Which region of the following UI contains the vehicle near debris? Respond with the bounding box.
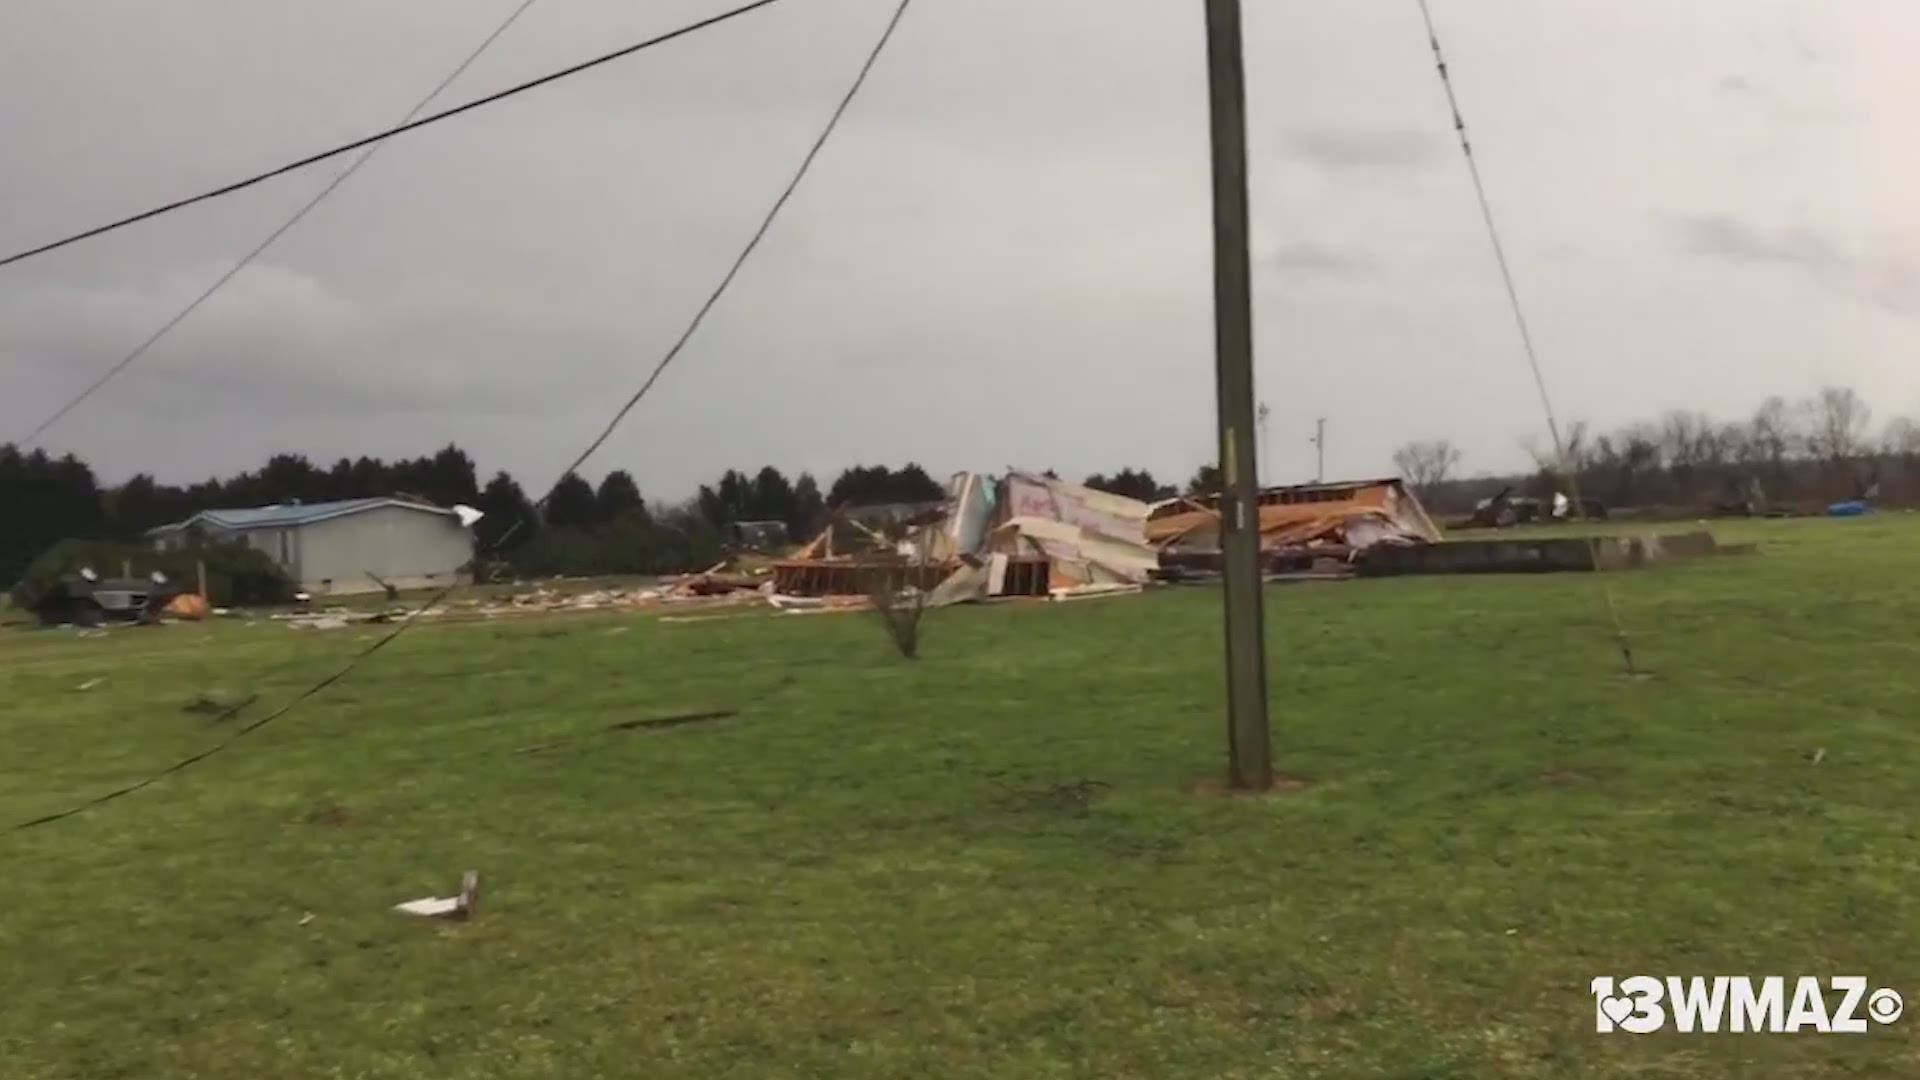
[29,568,185,628]
[1470,488,1606,528]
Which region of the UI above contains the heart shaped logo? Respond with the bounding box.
[1601,996,1635,1026]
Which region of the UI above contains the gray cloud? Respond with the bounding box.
[1665,213,1917,315]
[2,0,1917,494]
[1286,128,1439,171]
[1266,241,1373,277]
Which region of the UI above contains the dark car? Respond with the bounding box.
[31,572,182,628]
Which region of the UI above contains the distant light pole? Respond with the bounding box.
[1310,417,1327,483]
[1204,0,1272,791]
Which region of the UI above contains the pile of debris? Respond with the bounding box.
[766,472,1440,606]
[767,471,1163,608]
[1147,478,1442,581]
[440,567,773,619]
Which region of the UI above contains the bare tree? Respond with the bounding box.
[864,563,931,660]
[1392,439,1462,496]
[1882,416,1920,461]
[1659,411,1715,501]
[1592,423,1663,505]
[1520,421,1595,476]
[1723,420,1763,470]
[1748,396,1800,485]
[1802,386,1872,465]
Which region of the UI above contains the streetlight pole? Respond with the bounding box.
[1204,0,1272,790]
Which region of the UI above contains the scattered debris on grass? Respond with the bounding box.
[182,693,257,719]
[285,614,351,631]
[1049,583,1143,603]
[298,912,316,927]
[163,593,210,621]
[607,709,737,733]
[1811,748,1827,766]
[659,613,758,625]
[75,677,105,692]
[395,871,479,920]
[512,708,740,756]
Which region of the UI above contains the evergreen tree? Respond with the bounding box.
[1085,468,1176,502]
[596,470,647,525]
[543,472,599,530]
[476,471,538,551]
[789,472,827,538]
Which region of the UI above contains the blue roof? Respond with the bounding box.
[149,497,455,534]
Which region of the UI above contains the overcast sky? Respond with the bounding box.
[3,0,1915,497]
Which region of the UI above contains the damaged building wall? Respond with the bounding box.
[988,516,1160,589]
[773,470,1161,601]
[1148,478,1442,555]
[1000,473,1151,545]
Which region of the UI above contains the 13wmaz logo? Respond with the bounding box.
[1592,976,1902,1034]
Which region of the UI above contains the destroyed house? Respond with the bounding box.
[148,497,476,596]
[773,472,1158,600]
[1148,478,1442,558]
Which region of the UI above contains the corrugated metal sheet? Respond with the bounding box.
[1000,473,1150,544]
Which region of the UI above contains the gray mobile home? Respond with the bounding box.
[149,497,476,595]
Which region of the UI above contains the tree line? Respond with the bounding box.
[0,443,977,586]
[1,440,1248,588]
[20,383,1892,589]
[1394,386,1920,513]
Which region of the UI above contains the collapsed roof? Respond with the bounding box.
[774,472,1442,601]
[1147,478,1441,554]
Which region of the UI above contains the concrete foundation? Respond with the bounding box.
[1359,531,1733,577]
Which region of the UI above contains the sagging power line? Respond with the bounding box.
[0,0,788,272]
[1412,0,1637,674]
[12,0,548,448]
[11,0,918,831]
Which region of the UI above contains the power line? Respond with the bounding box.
[555,0,914,483]
[1413,0,1637,674]
[13,0,547,448]
[11,0,916,831]
[0,0,787,272]
[1412,0,1567,460]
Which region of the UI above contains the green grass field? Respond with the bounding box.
[3,517,1916,1078]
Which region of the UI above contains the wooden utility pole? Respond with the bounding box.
[1204,0,1272,790]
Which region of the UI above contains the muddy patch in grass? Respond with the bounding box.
[305,805,355,828]
[182,693,256,719]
